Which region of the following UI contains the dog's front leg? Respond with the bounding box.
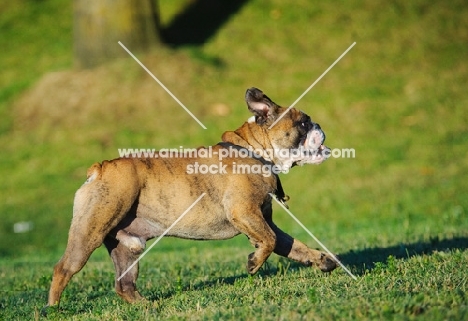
[229,207,277,274]
[268,220,337,272]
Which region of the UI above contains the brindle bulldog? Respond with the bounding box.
[46,87,337,308]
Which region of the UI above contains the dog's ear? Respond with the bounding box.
[245,87,279,125]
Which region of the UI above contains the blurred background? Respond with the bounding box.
[0,0,467,263]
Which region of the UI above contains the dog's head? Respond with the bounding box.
[244,87,330,171]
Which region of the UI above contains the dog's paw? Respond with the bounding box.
[41,304,60,317]
[117,289,147,304]
[40,305,49,317]
[317,252,338,272]
[247,252,260,274]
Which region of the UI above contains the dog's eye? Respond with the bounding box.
[296,120,310,133]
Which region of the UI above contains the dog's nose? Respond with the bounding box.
[312,123,321,131]
[311,123,325,144]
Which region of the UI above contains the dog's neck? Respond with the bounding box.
[221,123,276,164]
[216,140,290,208]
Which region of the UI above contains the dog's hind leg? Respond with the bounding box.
[47,209,109,306]
[47,168,139,307]
[103,235,145,303]
[48,226,103,307]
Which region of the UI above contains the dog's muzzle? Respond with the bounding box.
[296,124,330,165]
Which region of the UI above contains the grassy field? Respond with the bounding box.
[1,0,468,320]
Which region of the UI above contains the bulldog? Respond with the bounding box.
[47,87,337,308]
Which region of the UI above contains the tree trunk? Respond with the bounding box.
[74,0,160,69]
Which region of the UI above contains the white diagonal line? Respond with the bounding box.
[117,193,206,281]
[268,42,356,130]
[118,41,207,129]
[270,193,357,280]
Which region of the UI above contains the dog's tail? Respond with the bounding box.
[73,163,103,218]
[85,162,102,183]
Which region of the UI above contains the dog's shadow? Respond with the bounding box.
[337,235,468,275]
[146,235,468,300]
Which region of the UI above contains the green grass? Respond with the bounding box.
[1,0,468,319]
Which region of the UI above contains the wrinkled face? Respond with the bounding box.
[245,87,330,171]
[289,109,329,166]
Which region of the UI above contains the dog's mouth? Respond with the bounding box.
[295,130,330,166]
[295,144,330,166]
[317,144,329,156]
